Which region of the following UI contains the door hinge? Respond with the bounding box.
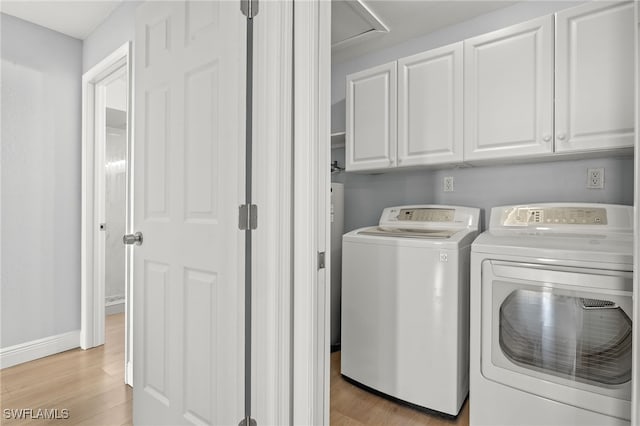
[238,417,257,426]
[239,204,258,230]
[240,0,259,18]
[318,251,326,270]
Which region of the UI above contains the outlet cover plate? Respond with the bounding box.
[587,167,604,189]
[443,176,454,192]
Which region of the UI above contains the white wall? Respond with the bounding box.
[1,13,83,348]
[331,0,634,232]
[82,1,139,73]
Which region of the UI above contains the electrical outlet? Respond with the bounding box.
[443,176,454,192]
[587,168,604,189]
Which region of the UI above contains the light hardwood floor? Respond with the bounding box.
[1,315,469,426]
[0,313,132,425]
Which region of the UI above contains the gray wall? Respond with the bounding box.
[0,0,138,348]
[1,14,83,348]
[331,0,634,233]
[332,151,634,232]
[82,1,139,73]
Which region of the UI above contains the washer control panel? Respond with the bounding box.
[396,208,455,222]
[503,207,608,226]
[378,205,480,229]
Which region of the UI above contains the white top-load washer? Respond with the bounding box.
[341,205,480,417]
[470,203,633,426]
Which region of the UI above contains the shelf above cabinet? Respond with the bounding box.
[331,131,346,149]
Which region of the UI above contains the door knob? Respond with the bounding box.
[542,134,551,142]
[123,232,143,245]
[557,133,566,141]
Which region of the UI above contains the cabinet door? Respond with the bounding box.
[398,42,463,167]
[555,1,634,153]
[346,62,397,171]
[464,16,554,161]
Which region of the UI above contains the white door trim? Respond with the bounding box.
[251,0,294,423]
[80,42,133,386]
[292,0,331,424]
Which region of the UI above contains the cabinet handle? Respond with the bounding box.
[542,134,551,142]
[397,158,402,165]
[557,133,566,141]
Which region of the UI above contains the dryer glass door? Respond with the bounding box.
[480,260,633,419]
[499,289,632,386]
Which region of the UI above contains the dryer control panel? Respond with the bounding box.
[502,206,608,226]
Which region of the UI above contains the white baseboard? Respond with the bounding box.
[0,330,80,369]
[126,361,133,386]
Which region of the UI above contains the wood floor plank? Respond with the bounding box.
[50,383,132,425]
[331,411,368,426]
[73,400,132,426]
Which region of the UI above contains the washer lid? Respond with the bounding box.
[357,227,457,239]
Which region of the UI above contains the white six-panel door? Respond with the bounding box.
[555,1,635,153]
[346,62,397,171]
[133,2,245,424]
[398,42,463,167]
[464,15,554,161]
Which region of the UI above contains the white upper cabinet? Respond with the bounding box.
[344,2,634,172]
[464,16,554,161]
[555,1,634,153]
[346,62,397,171]
[398,42,463,167]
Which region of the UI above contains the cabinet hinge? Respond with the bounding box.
[318,252,326,270]
[240,0,259,18]
[238,417,257,426]
[239,204,258,230]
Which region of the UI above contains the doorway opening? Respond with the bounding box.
[81,42,133,386]
[104,70,127,318]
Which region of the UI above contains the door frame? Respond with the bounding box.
[80,42,133,385]
[250,0,294,423]
[291,0,331,424]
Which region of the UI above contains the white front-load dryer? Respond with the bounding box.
[470,203,634,426]
[341,205,480,417]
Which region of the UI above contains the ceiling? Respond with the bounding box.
[1,0,518,60]
[332,0,520,64]
[0,0,122,40]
